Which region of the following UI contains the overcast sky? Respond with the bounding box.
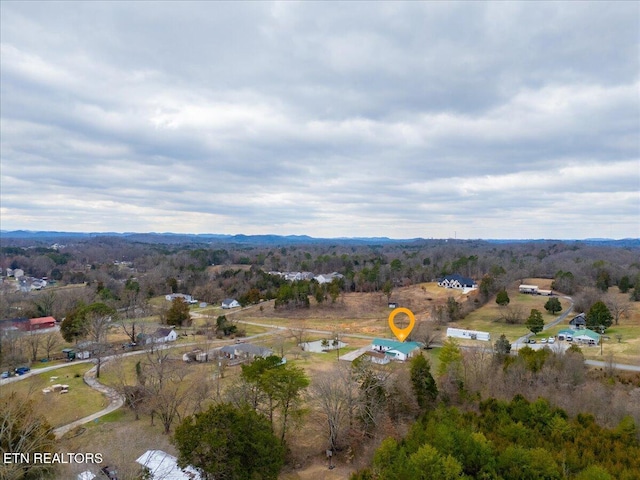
[1,2,638,239]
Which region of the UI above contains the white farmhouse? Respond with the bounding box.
[221,298,240,309]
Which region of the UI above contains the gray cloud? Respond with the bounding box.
[1,1,638,239]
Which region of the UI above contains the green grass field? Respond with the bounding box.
[1,363,106,428]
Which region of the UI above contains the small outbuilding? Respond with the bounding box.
[569,313,587,329]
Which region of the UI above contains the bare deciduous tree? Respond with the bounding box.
[310,366,359,451]
[411,320,439,348]
[605,295,630,326]
[141,350,193,434]
[41,331,61,360]
[23,331,42,363]
[499,305,525,324]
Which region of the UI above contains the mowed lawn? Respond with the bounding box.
[0,363,106,428]
[454,291,572,342]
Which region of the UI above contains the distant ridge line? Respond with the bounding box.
[0,230,638,248]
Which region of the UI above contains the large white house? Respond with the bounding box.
[438,274,476,291]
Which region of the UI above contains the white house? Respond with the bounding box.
[136,450,201,480]
[438,274,476,291]
[153,328,177,343]
[314,272,345,284]
[221,298,240,309]
[166,293,196,304]
[446,327,491,342]
[371,339,421,362]
[139,328,178,345]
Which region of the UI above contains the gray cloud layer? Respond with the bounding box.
[1,2,638,238]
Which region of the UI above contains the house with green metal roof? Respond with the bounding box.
[371,338,421,361]
[573,329,600,346]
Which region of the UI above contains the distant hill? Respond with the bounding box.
[0,230,638,248]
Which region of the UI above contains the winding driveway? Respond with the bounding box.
[53,360,123,439]
[514,295,575,345]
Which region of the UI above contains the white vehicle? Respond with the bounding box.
[548,337,555,344]
[540,338,547,344]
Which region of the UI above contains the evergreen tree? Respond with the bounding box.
[618,275,631,294]
[494,334,512,362]
[410,353,438,410]
[496,289,510,306]
[525,309,544,334]
[544,297,562,315]
[166,297,191,327]
[586,301,613,329]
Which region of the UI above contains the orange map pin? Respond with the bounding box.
[388,307,416,342]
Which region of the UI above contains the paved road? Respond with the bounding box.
[585,359,640,372]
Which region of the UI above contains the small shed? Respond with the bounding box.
[62,348,76,360]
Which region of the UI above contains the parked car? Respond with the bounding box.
[15,367,31,375]
[540,338,547,343]
[548,337,555,344]
[1,371,10,379]
[529,339,536,344]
